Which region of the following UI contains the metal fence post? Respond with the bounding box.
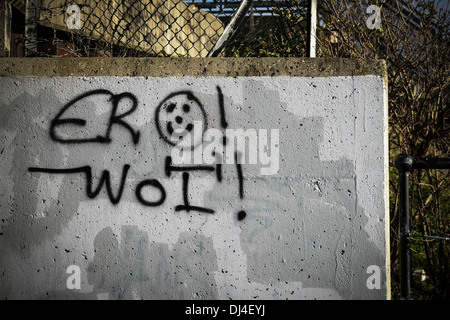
[307,0,317,58]
[395,154,413,300]
[395,154,450,299]
[0,1,12,57]
[207,0,253,57]
[25,0,38,57]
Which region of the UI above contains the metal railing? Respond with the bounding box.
[395,154,450,300]
[3,0,312,58]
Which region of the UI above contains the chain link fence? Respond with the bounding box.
[6,0,309,58]
[2,0,449,300]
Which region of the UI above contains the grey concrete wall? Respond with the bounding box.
[0,58,389,300]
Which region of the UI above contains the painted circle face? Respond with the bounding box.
[155,91,207,149]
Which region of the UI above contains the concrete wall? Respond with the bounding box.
[0,58,389,300]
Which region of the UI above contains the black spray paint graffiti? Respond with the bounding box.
[50,89,141,144]
[28,86,247,220]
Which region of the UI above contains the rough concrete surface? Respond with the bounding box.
[0,57,387,78]
[0,58,389,300]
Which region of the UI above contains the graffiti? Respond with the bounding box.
[135,179,166,207]
[0,74,389,300]
[235,152,244,199]
[28,86,251,219]
[28,165,130,205]
[155,90,207,148]
[87,226,219,299]
[216,86,229,129]
[50,89,140,144]
[169,124,280,175]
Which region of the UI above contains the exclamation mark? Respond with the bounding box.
[217,86,247,221]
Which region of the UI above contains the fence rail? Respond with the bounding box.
[395,154,450,300]
[2,0,310,58]
[4,0,448,300]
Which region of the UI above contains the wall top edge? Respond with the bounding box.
[0,57,387,78]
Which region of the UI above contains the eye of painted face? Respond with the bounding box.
[155,91,207,148]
